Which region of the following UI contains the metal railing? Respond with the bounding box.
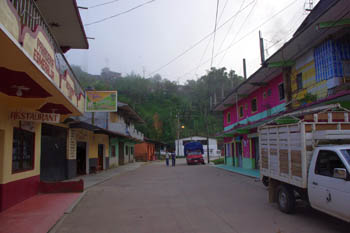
[8,0,84,97]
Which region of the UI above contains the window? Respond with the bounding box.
[278,83,285,100]
[251,98,257,113]
[245,103,248,110]
[131,147,134,155]
[239,106,244,118]
[296,73,303,90]
[263,92,267,99]
[315,150,346,178]
[126,146,129,155]
[226,112,231,123]
[12,128,35,173]
[267,89,272,97]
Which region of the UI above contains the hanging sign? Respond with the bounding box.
[10,111,60,123]
[85,91,118,112]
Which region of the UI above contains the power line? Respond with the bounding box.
[216,0,246,60]
[89,0,121,9]
[217,0,257,66]
[174,0,299,81]
[147,0,256,77]
[85,0,156,26]
[210,0,221,67]
[195,0,230,75]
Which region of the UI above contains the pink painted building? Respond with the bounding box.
[215,72,286,169]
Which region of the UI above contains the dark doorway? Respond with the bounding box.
[40,124,67,181]
[236,142,242,168]
[98,144,104,170]
[252,138,260,169]
[77,142,87,175]
[231,143,235,166]
[119,142,125,165]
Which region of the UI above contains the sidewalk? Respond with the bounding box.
[214,164,260,178]
[70,162,145,189]
[0,162,144,233]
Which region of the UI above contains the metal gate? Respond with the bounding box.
[40,124,67,181]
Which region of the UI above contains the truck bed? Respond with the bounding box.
[259,111,350,188]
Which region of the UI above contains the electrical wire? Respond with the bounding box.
[174,0,299,81]
[195,0,230,75]
[147,0,256,77]
[216,0,246,61]
[89,0,121,9]
[217,0,257,66]
[210,0,221,68]
[85,0,156,26]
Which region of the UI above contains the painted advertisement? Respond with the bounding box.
[85,91,118,112]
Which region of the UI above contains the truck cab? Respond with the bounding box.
[308,146,350,222]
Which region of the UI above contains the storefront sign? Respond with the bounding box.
[10,111,60,123]
[85,91,118,112]
[68,129,77,159]
[33,38,54,79]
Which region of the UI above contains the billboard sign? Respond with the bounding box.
[85,91,118,112]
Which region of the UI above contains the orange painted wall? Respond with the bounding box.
[134,142,155,161]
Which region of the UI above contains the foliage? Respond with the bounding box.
[73,66,244,147]
[212,157,225,165]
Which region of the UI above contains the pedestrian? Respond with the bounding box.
[171,152,176,167]
[165,152,169,167]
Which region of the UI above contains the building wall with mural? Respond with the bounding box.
[291,38,350,109]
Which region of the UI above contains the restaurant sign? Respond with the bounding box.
[86,91,118,112]
[10,111,60,123]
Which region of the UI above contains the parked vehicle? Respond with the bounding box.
[259,107,350,222]
[184,142,205,165]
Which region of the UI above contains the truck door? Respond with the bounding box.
[308,150,350,221]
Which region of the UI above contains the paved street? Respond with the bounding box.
[53,159,349,233]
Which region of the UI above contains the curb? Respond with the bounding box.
[48,191,87,233]
[212,164,260,179]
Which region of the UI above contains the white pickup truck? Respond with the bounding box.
[259,107,350,222]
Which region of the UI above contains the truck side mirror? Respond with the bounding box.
[333,168,347,180]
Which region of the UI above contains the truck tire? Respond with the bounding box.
[276,185,296,214]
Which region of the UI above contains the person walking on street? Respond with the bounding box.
[165,152,169,167]
[171,152,176,167]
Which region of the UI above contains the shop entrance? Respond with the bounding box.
[252,138,260,169]
[119,142,125,165]
[98,144,104,170]
[77,142,87,175]
[236,141,242,168]
[40,124,67,181]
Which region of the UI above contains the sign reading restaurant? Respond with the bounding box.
[10,111,60,123]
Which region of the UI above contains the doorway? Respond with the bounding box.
[98,144,104,171]
[119,142,125,165]
[252,138,260,169]
[77,142,87,175]
[236,141,242,168]
[40,124,67,181]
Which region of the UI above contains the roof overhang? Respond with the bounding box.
[118,102,145,124]
[214,0,350,112]
[35,0,89,51]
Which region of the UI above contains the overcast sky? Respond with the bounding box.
[66,0,319,83]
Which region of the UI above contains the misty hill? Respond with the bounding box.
[73,66,244,147]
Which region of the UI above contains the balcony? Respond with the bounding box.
[0,0,86,114]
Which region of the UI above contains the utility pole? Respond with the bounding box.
[177,113,180,157]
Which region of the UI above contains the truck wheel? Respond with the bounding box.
[262,176,269,187]
[276,185,295,214]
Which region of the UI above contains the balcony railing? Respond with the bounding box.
[8,0,84,97]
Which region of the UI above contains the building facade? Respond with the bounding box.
[0,0,88,211]
[214,0,350,171]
